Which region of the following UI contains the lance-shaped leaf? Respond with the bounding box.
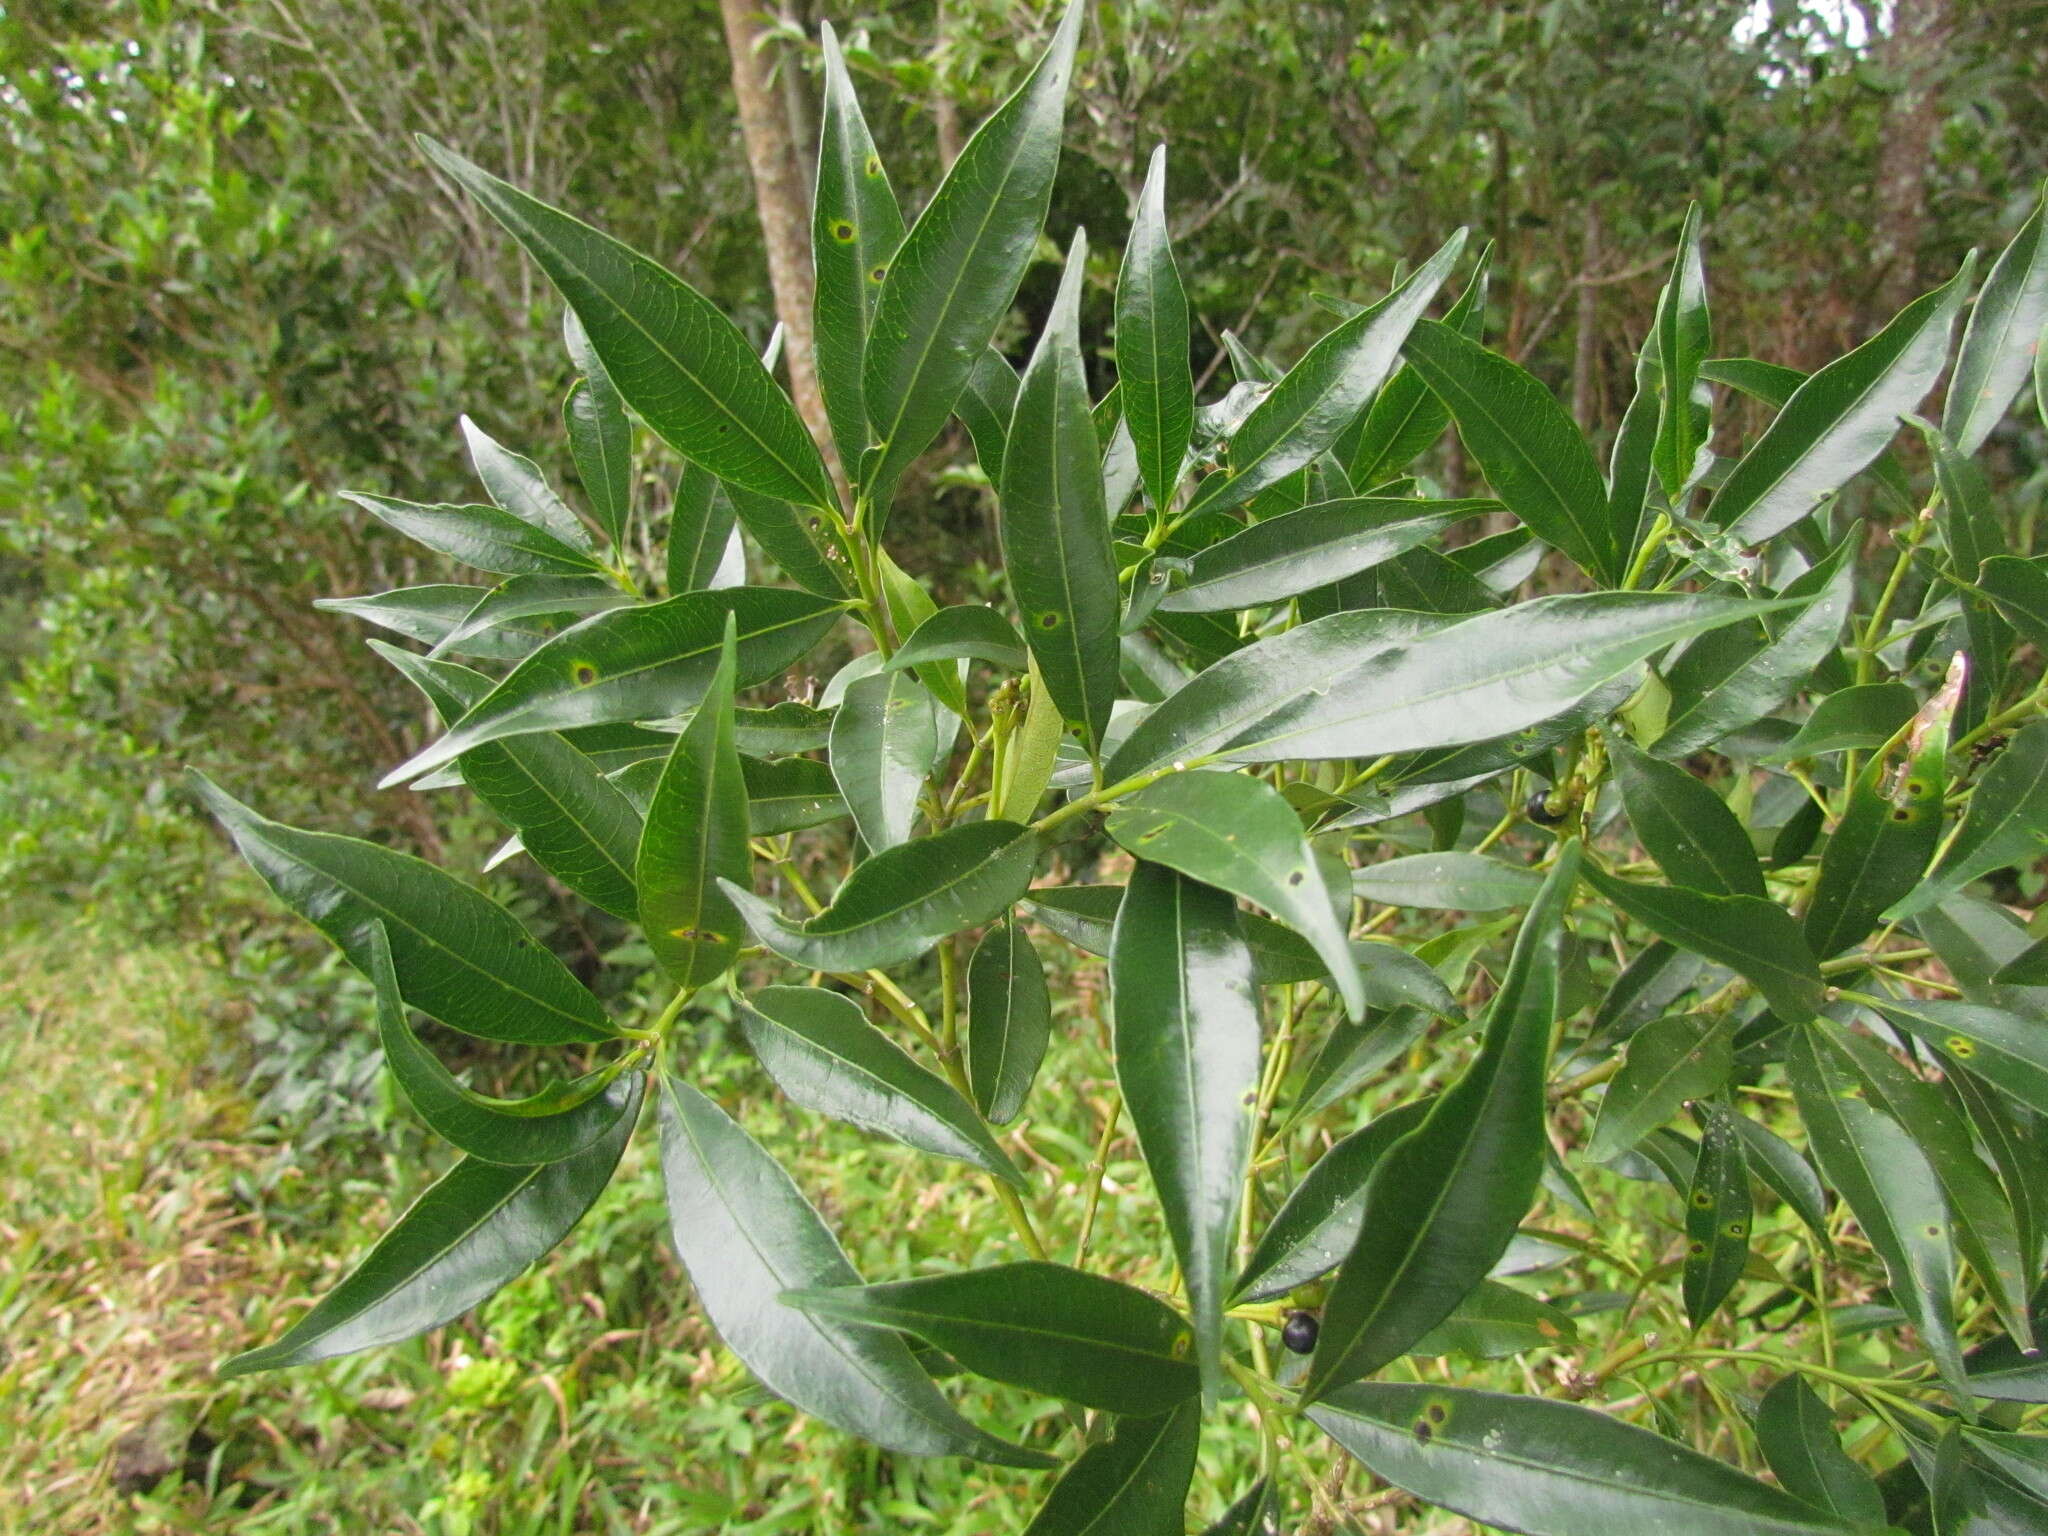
[430,574,629,660]
[830,668,939,851]
[1000,228,1121,747]
[1107,591,1775,778]
[1652,204,1712,503]
[1805,693,1950,958]
[1977,554,2048,652]
[957,346,1020,484]
[812,22,905,471]
[1892,720,2048,921]
[1708,258,1973,544]
[1304,845,1579,1399]
[665,464,736,595]
[967,918,1051,1125]
[1610,738,1764,898]
[1868,998,2048,1118]
[722,819,1039,973]
[1110,862,1261,1395]
[722,478,854,600]
[1407,1279,1579,1359]
[1106,770,1366,1021]
[418,137,837,513]
[992,656,1064,822]
[381,587,843,785]
[1233,1099,1434,1303]
[739,985,1019,1185]
[221,1071,640,1374]
[1755,1376,1887,1527]
[1401,318,1621,583]
[319,584,547,660]
[373,643,643,918]
[1584,867,1823,1024]
[888,604,1029,675]
[1021,1401,1201,1536]
[1770,683,1918,760]
[1341,248,1491,491]
[563,312,633,546]
[368,925,633,1165]
[784,1261,1197,1416]
[1784,1026,1971,1404]
[191,772,611,1045]
[1159,498,1493,614]
[1609,339,1664,562]
[1202,1479,1280,1536]
[1586,1012,1738,1163]
[861,0,1081,507]
[1310,1382,1875,1536]
[1682,1102,1752,1327]
[638,613,749,988]
[655,1071,1048,1466]
[742,755,847,834]
[461,413,595,554]
[1945,182,2048,455]
[344,491,601,577]
[1117,145,1194,514]
[1189,232,1467,518]
[1350,851,1544,911]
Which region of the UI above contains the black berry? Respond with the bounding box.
[1525,791,1567,826]
[1281,1310,1319,1354]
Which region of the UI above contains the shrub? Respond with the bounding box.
[197,3,2048,1528]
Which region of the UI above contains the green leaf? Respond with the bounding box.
[638,612,749,989]
[1304,845,1578,1399]
[1108,591,1776,778]
[1770,683,1918,760]
[967,918,1051,1126]
[1682,1101,1752,1327]
[1945,183,2048,455]
[1116,145,1194,514]
[889,604,1029,674]
[1201,1479,1279,1536]
[1976,555,2048,652]
[221,1072,639,1374]
[1586,1013,1738,1163]
[1892,721,2048,921]
[1189,233,1467,518]
[874,550,967,719]
[722,819,1039,972]
[1000,229,1121,748]
[1110,862,1262,1395]
[664,464,736,595]
[784,1261,1197,1416]
[1159,498,1493,614]
[1406,1278,1580,1360]
[1584,867,1823,1024]
[344,491,601,577]
[861,0,1081,508]
[738,985,1021,1187]
[382,588,844,785]
[367,924,632,1165]
[1021,1401,1201,1536]
[1653,535,1857,757]
[1994,935,2048,987]
[1755,1377,1887,1527]
[1867,998,2048,1118]
[812,22,906,472]
[1608,339,1663,563]
[956,347,1020,484]
[191,772,611,1045]
[317,584,547,660]
[417,136,837,513]
[992,656,1065,823]
[1806,730,1948,958]
[1106,770,1366,1022]
[830,669,940,851]
[372,643,643,919]
[1709,258,1974,544]
[562,313,633,546]
[461,413,596,554]
[430,574,630,660]
[1341,248,1491,491]
[1310,1382,1874,1536]
[654,1071,1047,1466]
[1400,318,1621,583]
[742,755,848,834]
[1350,851,1544,911]
[1611,738,1765,898]
[1784,1026,1971,1404]
[721,478,854,599]
[1652,204,1712,503]
[1233,1099,1434,1304]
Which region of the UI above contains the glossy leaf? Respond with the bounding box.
[343,491,600,577]
[221,1072,639,1374]
[1159,498,1492,614]
[1342,249,1491,491]
[1770,683,1918,760]
[967,919,1051,1125]
[1755,1376,1887,1527]
[1682,1102,1752,1327]
[1610,738,1765,898]
[381,587,843,785]
[1304,845,1578,1399]
[418,137,837,512]
[1586,1012,1738,1163]
[888,604,1029,674]
[318,584,552,660]
[1868,998,2048,1118]
[992,656,1063,823]
[742,755,847,834]
[461,413,594,554]
[1350,851,1543,911]
[1106,770,1366,1021]
[1993,935,2048,987]
[1311,1382,1874,1536]
[785,1261,1197,1416]
[722,478,854,599]
[861,0,1081,507]
[655,1072,1046,1466]
[1406,1278,1580,1359]
[1117,145,1194,514]
[1976,555,2048,652]
[1892,720,2048,920]
[956,346,1020,484]
[562,313,632,546]
[830,669,939,851]
[1110,862,1261,1394]
[1709,258,1972,544]
[192,772,611,1045]
[665,464,737,595]
[430,574,629,659]
[1805,733,1947,958]
[1021,1401,1201,1536]
[1000,228,1121,748]
[722,819,1040,973]
[1583,867,1824,1023]
[1201,1479,1279,1536]
[738,985,1021,1187]
[1945,183,2048,455]
[1651,204,1712,503]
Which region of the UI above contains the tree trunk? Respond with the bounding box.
[1870,0,1951,317]
[717,0,841,490]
